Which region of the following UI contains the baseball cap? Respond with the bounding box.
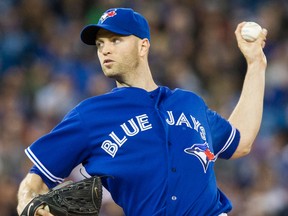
[80,8,150,45]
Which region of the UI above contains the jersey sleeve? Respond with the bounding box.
[25,107,90,187]
[206,108,240,159]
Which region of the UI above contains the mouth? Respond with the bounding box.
[103,59,114,65]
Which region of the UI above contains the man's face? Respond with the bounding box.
[95,29,141,80]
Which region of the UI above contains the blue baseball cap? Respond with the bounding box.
[80,8,150,45]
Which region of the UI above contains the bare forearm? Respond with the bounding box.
[229,61,266,157]
[17,173,49,215]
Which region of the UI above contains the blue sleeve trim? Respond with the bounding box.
[25,147,64,184]
[217,126,240,159]
[29,166,59,189]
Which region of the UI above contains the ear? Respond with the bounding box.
[139,39,150,57]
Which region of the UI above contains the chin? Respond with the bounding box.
[103,70,120,79]
[102,67,114,76]
[102,66,124,80]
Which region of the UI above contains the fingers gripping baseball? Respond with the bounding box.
[235,22,268,65]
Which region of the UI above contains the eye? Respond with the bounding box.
[112,38,121,44]
[96,41,103,49]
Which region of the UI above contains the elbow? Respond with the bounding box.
[232,127,259,158]
[241,136,255,155]
[240,143,253,156]
[232,139,254,159]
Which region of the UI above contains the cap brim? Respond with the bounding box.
[80,24,132,45]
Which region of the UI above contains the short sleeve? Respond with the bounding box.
[25,108,90,186]
[206,109,240,159]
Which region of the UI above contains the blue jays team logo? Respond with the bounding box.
[184,142,216,173]
[100,9,117,23]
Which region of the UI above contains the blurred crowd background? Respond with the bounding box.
[0,0,288,215]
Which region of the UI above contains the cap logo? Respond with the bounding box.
[99,9,117,24]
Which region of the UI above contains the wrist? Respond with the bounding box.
[247,58,267,71]
[246,51,267,66]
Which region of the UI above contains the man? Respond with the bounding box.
[17,8,267,216]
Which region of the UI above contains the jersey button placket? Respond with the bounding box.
[168,140,178,209]
[170,168,177,202]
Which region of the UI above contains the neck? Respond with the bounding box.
[115,64,158,91]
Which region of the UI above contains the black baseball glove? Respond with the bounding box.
[20,176,102,216]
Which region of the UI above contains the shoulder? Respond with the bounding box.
[167,87,207,105]
[76,89,123,109]
[173,88,202,97]
[78,87,149,105]
[73,87,153,115]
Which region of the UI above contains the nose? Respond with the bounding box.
[100,42,112,55]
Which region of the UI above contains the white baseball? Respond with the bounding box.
[241,22,262,42]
